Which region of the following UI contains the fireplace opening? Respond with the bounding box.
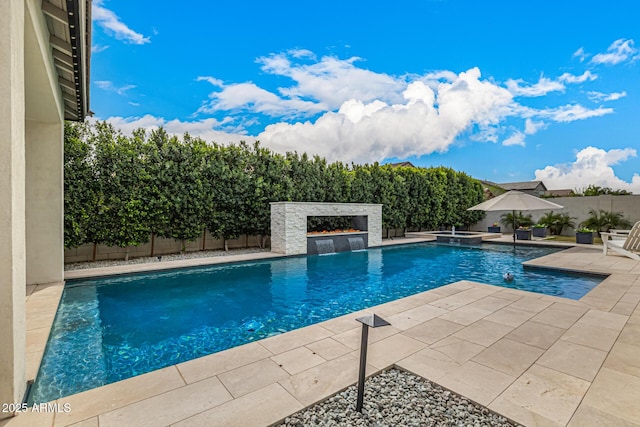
[306,215,369,254]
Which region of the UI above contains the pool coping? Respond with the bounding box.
[62,237,432,280]
[61,235,583,281]
[6,236,640,426]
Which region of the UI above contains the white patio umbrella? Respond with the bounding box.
[467,190,564,247]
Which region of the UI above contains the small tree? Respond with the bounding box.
[91,122,151,260]
[63,121,98,250]
[324,161,350,203]
[397,167,433,231]
[203,143,249,251]
[456,173,485,228]
[242,142,289,247]
[150,131,208,252]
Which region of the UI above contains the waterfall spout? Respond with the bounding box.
[315,239,336,255]
[348,237,366,251]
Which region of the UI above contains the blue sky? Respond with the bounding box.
[90,0,640,192]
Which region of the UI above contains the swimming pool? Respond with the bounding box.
[30,243,602,403]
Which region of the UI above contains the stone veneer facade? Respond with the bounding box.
[270,202,383,255]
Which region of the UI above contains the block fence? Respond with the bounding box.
[472,194,640,234]
[64,233,266,263]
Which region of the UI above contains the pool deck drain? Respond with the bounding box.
[4,236,640,426]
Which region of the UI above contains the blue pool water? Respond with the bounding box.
[31,243,603,403]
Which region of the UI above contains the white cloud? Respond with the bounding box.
[198,49,406,118]
[524,119,546,135]
[93,1,150,45]
[196,52,409,119]
[421,70,458,84]
[95,80,136,96]
[288,48,316,59]
[190,50,617,163]
[185,50,621,164]
[604,91,627,101]
[197,81,326,118]
[196,76,224,88]
[573,47,588,62]
[502,132,526,147]
[96,48,618,167]
[257,53,407,109]
[587,91,627,102]
[505,71,597,98]
[535,146,640,193]
[533,104,613,123]
[591,38,637,65]
[93,115,254,145]
[506,76,564,97]
[558,71,597,84]
[257,68,515,163]
[91,44,109,53]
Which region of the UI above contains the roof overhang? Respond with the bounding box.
[42,0,91,121]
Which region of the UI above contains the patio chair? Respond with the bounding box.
[600,221,640,261]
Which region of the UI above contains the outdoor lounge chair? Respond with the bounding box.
[601,221,640,261]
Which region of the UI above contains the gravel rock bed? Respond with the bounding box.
[64,247,270,271]
[277,369,521,427]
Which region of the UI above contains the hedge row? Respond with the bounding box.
[64,121,485,258]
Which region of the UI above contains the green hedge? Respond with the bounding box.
[64,121,485,257]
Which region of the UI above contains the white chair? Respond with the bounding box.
[601,221,640,261]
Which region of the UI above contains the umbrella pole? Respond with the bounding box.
[512,209,516,249]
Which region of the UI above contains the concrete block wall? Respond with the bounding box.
[471,195,640,235]
[270,202,383,255]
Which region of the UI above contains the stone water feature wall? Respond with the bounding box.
[270,202,383,255]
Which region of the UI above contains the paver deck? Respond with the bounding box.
[3,237,640,426]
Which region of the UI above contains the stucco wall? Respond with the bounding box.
[1,0,87,410]
[26,121,64,283]
[270,202,383,255]
[471,195,640,234]
[1,0,26,414]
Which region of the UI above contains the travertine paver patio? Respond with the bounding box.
[3,238,640,427]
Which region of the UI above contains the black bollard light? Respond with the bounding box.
[355,313,390,413]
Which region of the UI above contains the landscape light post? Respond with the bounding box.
[355,313,390,413]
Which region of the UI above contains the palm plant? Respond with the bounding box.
[554,213,577,235]
[499,211,533,231]
[579,209,608,236]
[580,209,632,236]
[603,211,632,231]
[538,211,576,235]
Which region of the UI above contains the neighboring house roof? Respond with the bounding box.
[498,181,548,192]
[387,161,416,168]
[42,0,92,121]
[479,179,500,187]
[545,189,574,197]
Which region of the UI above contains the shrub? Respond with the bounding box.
[576,227,595,233]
